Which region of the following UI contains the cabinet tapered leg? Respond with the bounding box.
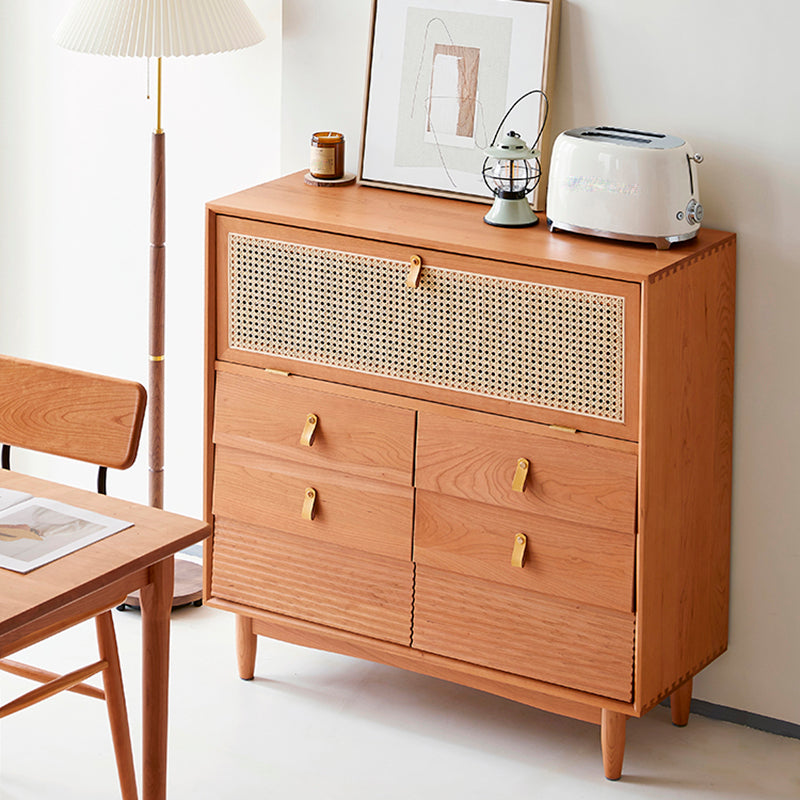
[601,708,627,780]
[670,678,693,726]
[236,615,257,680]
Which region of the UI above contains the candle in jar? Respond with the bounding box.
[310,132,345,179]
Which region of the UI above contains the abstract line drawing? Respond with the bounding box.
[411,16,454,119]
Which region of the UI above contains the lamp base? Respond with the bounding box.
[117,557,203,611]
[484,197,539,227]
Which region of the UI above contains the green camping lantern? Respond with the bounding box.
[482,130,540,228]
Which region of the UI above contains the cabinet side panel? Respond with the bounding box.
[635,238,736,711]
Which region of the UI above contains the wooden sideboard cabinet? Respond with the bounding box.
[203,172,735,779]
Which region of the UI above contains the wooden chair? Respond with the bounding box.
[0,355,146,800]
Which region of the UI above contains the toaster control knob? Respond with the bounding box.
[686,199,704,225]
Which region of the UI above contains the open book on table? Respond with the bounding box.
[0,488,132,573]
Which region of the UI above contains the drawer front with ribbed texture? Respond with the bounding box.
[211,519,413,644]
[413,490,635,612]
[214,366,415,485]
[413,566,635,701]
[416,411,638,533]
[213,446,414,561]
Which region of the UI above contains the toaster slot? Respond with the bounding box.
[580,131,653,144]
[595,126,666,139]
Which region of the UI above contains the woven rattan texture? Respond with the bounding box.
[227,234,626,422]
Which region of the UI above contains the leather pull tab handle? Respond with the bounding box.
[511,533,527,568]
[300,413,318,447]
[512,458,529,493]
[406,255,423,288]
[302,487,317,520]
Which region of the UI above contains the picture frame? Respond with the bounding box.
[358,0,561,210]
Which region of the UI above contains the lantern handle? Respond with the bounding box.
[488,88,549,150]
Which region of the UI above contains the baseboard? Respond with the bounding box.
[662,699,800,740]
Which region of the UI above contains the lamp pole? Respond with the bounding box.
[149,57,166,508]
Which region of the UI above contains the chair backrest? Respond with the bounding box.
[0,355,146,470]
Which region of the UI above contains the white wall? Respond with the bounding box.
[280,0,800,724]
[281,0,373,176]
[0,0,282,510]
[2,0,798,726]
[548,0,800,726]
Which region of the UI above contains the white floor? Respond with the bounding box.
[1,604,798,799]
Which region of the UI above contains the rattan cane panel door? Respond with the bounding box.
[216,218,640,439]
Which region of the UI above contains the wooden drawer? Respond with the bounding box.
[416,412,637,533]
[213,446,414,560]
[211,519,413,644]
[414,490,635,612]
[214,366,415,485]
[413,566,635,701]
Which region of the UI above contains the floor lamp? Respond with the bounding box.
[54,0,265,513]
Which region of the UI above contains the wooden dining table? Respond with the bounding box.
[0,470,211,800]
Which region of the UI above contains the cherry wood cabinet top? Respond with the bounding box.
[207,171,735,283]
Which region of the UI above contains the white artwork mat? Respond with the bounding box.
[0,488,33,512]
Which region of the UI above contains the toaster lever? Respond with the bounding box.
[686,152,704,195]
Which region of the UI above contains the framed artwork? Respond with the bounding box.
[358,0,561,210]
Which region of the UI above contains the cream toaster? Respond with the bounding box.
[546,126,704,249]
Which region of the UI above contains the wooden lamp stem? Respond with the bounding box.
[149,57,165,509]
[142,59,202,612]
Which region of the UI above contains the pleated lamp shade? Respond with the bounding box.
[54,0,265,57]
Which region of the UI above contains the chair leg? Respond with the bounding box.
[95,611,138,800]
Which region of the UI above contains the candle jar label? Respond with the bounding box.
[310,146,336,178]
